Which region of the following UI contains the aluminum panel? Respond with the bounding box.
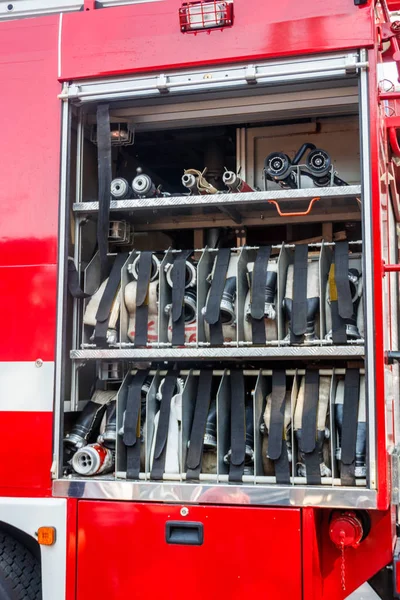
[54,479,377,509]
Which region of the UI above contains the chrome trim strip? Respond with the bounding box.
[53,479,377,509]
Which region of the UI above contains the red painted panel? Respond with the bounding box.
[368,50,390,510]
[77,501,302,600]
[320,509,395,599]
[60,0,374,81]
[66,499,78,600]
[0,265,56,362]
[0,16,60,266]
[0,412,52,497]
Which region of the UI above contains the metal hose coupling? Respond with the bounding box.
[111,177,132,200]
[71,443,114,476]
[220,277,237,325]
[165,258,197,289]
[128,253,161,282]
[132,168,161,198]
[222,170,254,193]
[97,401,117,448]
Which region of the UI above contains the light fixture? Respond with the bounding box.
[91,122,135,146]
[179,1,233,33]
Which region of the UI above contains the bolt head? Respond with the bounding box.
[180,507,189,517]
[35,359,43,368]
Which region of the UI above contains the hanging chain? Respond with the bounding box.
[339,531,346,591]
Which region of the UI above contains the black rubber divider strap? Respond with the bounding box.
[204,248,230,345]
[267,370,290,484]
[335,241,353,319]
[67,258,90,299]
[151,372,178,480]
[329,263,347,345]
[341,369,360,486]
[300,370,321,485]
[171,250,192,346]
[186,371,213,480]
[96,104,112,282]
[251,246,271,344]
[134,252,153,347]
[229,370,246,482]
[124,370,150,480]
[291,244,309,342]
[93,252,128,346]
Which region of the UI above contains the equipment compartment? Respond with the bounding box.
[57,53,375,506]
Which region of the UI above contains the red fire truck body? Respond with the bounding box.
[0,1,399,599]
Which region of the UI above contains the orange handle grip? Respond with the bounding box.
[268,197,320,217]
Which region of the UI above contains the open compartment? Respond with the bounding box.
[57,52,376,507]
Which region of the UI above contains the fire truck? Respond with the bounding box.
[3,0,400,598]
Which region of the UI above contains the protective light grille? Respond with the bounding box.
[179,1,233,32]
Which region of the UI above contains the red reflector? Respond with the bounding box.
[179,1,233,33]
[395,560,400,594]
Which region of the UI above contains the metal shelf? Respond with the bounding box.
[73,185,362,214]
[70,345,365,361]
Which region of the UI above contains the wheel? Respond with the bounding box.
[0,531,41,599]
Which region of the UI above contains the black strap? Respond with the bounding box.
[186,371,213,480]
[96,104,112,281]
[300,370,321,485]
[267,370,291,484]
[124,370,150,480]
[171,250,192,346]
[151,372,178,480]
[204,248,230,345]
[335,241,353,319]
[67,258,90,299]
[331,300,347,344]
[267,370,286,461]
[275,439,291,484]
[341,369,360,486]
[251,246,271,344]
[134,252,153,346]
[291,244,308,338]
[93,253,128,346]
[229,370,246,482]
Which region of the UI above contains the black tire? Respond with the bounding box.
[0,532,41,599]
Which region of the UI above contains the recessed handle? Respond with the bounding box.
[165,521,204,546]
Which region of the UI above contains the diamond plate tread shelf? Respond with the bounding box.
[73,185,362,214]
[70,345,365,360]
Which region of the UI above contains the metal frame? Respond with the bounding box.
[55,49,376,503]
[359,48,377,490]
[59,52,365,103]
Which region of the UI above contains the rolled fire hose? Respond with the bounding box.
[124,281,159,345]
[261,390,292,477]
[244,260,278,342]
[149,377,185,475]
[166,288,197,344]
[83,278,121,345]
[294,374,331,482]
[64,389,116,449]
[335,375,366,479]
[203,253,238,343]
[97,400,117,448]
[325,267,363,342]
[283,257,320,343]
[224,394,255,475]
